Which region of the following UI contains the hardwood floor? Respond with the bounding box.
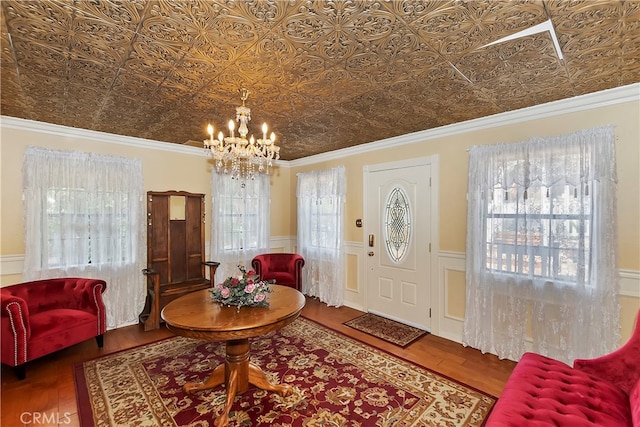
[1,297,516,427]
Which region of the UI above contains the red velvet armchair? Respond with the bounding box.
[251,253,305,291]
[573,310,640,396]
[1,278,107,379]
[486,309,640,426]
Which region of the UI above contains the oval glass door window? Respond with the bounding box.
[384,186,412,263]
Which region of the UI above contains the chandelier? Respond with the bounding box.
[204,88,280,180]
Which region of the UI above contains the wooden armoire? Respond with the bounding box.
[139,191,218,331]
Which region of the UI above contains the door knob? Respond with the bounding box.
[368,251,374,256]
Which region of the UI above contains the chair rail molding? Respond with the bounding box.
[437,251,640,344]
[268,236,297,253]
[0,254,23,277]
[620,269,640,298]
[3,250,638,304]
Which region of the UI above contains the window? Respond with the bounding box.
[384,186,412,263]
[219,183,263,251]
[23,146,145,329]
[210,172,270,280]
[463,126,619,364]
[485,159,592,285]
[297,166,346,306]
[307,197,340,250]
[46,188,133,267]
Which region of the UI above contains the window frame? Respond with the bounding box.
[483,176,594,287]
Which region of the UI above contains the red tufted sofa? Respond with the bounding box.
[1,278,107,379]
[486,310,640,426]
[251,253,305,291]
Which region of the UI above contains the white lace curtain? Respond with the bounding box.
[463,126,619,364]
[210,171,270,282]
[297,166,346,307]
[22,146,145,329]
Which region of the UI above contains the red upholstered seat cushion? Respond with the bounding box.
[263,271,296,285]
[486,352,633,426]
[27,309,98,361]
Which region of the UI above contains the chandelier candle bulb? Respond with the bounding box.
[207,124,214,144]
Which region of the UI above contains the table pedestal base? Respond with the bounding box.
[182,338,292,427]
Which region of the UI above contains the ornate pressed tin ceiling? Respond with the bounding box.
[1,1,638,160]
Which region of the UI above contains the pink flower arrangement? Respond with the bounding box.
[210,265,272,308]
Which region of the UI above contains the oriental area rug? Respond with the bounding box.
[74,318,495,426]
[344,313,429,347]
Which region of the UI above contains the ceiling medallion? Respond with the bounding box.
[204,88,280,180]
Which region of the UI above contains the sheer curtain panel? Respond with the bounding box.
[462,126,619,364]
[210,171,270,282]
[22,146,145,329]
[297,166,346,306]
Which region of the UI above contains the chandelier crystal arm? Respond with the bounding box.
[204,89,280,180]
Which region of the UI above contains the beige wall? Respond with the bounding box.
[289,96,640,343]
[268,166,292,238]
[1,127,207,257]
[0,123,292,283]
[1,87,639,346]
[291,101,640,261]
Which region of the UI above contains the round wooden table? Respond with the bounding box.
[161,285,305,427]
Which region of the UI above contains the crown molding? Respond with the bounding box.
[0,116,291,168]
[0,116,209,155]
[2,83,637,168]
[290,82,640,167]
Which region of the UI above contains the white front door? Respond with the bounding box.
[365,161,432,330]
